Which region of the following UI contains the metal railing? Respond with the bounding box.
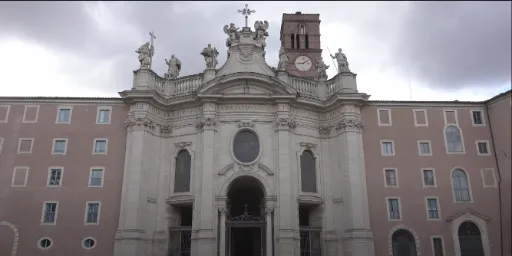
[169,227,192,256]
[299,226,321,256]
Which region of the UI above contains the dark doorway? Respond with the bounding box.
[458,221,485,256]
[226,176,266,256]
[392,229,417,256]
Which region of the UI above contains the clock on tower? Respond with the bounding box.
[279,11,322,79]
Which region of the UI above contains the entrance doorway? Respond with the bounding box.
[225,176,267,256]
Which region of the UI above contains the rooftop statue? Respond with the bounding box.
[201,44,219,69]
[223,23,240,47]
[135,42,154,70]
[164,54,181,79]
[330,48,351,73]
[315,57,330,81]
[277,46,289,71]
[253,20,269,48]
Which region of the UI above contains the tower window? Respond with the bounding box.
[296,34,300,49]
[300,24,305,34]
[305,34,309,49]
[291,34,295,49]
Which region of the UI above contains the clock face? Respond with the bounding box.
[294,56,312,71]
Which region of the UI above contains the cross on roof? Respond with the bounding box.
[238,4,255,27]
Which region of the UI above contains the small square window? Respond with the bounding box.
[471,110,485,126]
[89,168,104,187]
[17,138,34,154]
[384,168,398,187]
[422,169,437,188]
[413,109,428,127]
[96,107,111,124]
[0,105,10,123]
[47,168,63,187]
[381,140,395,156]
[41,202,59,225]
[387,198,401,221]
[85,202,101,225]
[52,139,68,155]
[22,105,40,123]
[418,141,432,156]
[476,141,490,156]
[56,107,72,124]
[93,139,108,154]
[11,167,29,187]
[426,198,440,220]
[377,109,392,126]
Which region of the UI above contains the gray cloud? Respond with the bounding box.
[0,1,509,96]
[392,1,511,90]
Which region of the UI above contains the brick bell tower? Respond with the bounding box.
[280,11,322,79]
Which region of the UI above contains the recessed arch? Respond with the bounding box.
[388,225,422,256]
[297,142,321,195]
[220,171,271,198]
[226,175,266,218]
[0,221,19,256]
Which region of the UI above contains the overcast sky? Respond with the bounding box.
[0,1,510,101]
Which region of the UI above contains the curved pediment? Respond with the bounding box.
[197,72,297,98]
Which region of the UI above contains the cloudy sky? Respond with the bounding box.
[0,1,510,101]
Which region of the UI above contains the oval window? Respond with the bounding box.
[38,237,53,250]
[82,237,97,249]
[233,130,260,163]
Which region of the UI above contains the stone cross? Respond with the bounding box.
[238,4,255,27]
[149,30,156,68]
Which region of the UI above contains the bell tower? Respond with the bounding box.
[280,11,322,79]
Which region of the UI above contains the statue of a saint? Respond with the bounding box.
[164,54,181,79]
[330,48,350,73]
[277,46,288,71]
[201,44,219,69]
[223,23,240,47]
[315,57,330,81]
[136,42,154,69]
[253,20,269,48]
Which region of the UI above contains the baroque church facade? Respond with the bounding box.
[0,10,510,256]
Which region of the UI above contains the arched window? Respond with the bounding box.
[392,229,417,256]
[291,34,295,49]
[174,149,191,192]
[300,150,316,193]
[458,221,485,256]
[445,125,463,152]
[452,169,471,202]
[299,24,305,34]
[296,34,301,49]
[305,34,309,49]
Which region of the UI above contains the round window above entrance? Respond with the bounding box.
[233,130,260,164]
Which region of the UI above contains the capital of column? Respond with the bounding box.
[335,115,364,134]
[275,117,297,131]
[265,207,274,215]
[196,116,218,131]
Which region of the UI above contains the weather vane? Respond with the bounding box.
[238,4,255,27]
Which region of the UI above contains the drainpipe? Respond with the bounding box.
[485,105,504,256]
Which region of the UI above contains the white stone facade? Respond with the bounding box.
[114,22,374,256]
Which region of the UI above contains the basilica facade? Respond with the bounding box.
[0,11,510,256]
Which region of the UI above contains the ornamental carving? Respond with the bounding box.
[299,142,317,149]
[237,163,255,172]
[335,117,364,133]
[174,141,192,148]
[237,120,255,128]
[276,117,297,131]
[318,125,332,137]
[125,114,156,130]
[196,117,217,130]
[159,124,172,135]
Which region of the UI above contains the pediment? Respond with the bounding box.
[446,208,491,222]
[197,72,297,98]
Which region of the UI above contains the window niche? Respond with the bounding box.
[173,142,193,193]
[298,142,319,194]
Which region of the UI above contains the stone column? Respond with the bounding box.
[335,105,375,256]
[191,102,218,256]
[265,208,273,256]
[275,102,300,256]
[219,207,227,256]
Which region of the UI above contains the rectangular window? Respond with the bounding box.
[387,198,401,220]
[52,138,68,155]
[471,110,485,126]
[443,110,458,125]
[476,140,490,156]
[93,139,108,154]
[426,198,440,220]
[17,138,34,154]
[432,237,445,256]
[381,140,395,156]
[384,168,398,187]
[85,202,101,225]
[0,105,10,123]
[96,106,111,124]
[11,166,29,187]
[41,202,58,224]
[47,167,63,187]
[89,168,104,187]
[418,140,432,156]
[56,106,73,124]
[413,109,428,126]
[481,168,497,188]
[22,105,40,123]
[422,169,437,187]
[377,109,392,126]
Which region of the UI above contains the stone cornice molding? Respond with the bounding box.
[275,117,297,131]
[335,115,364,134]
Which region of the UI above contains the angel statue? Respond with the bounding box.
[253,20,269,48]
[201,44,219,69]
[330,48,351,73]
[164,54,181,79]
[135,42,154,69]
[223,23,240,47]
[277,45,288,71]
[315,57,330,81]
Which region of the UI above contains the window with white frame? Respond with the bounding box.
[452,169,471,202]
[384,168,398,187]
[413,109,428,126]
[418,141,432,156]
[432,237,445,256]
[22,105,40,123]
[52,139,68,154]
[93,139,108,154]
[11,166,29,187]
[381,141,394,156]
[476,141,490,155]
[96,107,111,124]
[422,169,436,187]
[0,105,10,123]
[481,168,497,188]
[89,168,104,187]
[47,168,63,187]
[377,109,392,126]
[37,237,53,250]
[426,198,440,220]
[85,202,101,224]
[42,202,58,224]
[56,107,72,123]
[0,137,3,154]
[387,198,401,220]
[17,138,34,154]
[444,125,464,153]
[471,110,484,126]
[82,237,97,250]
